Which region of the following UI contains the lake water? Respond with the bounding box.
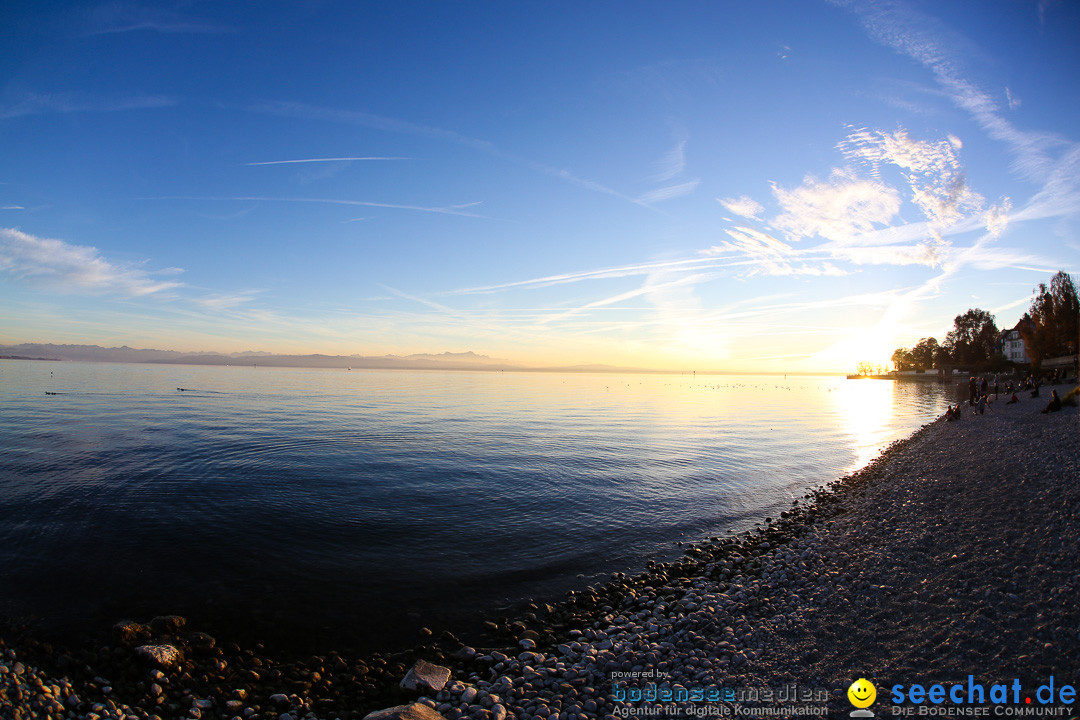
[0,360,958,654]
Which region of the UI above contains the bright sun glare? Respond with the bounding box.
[832,378,898,469]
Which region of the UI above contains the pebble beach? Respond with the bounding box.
[3,389,1078,720]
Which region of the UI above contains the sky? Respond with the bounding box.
[1,0,1078,373]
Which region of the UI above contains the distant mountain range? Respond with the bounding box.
[0,343,656,374]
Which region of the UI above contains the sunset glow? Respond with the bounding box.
[1,2,1078,372]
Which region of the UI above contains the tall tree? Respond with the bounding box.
[891,348,913,372]
[932,344,951,369]
[1021,271,1080,370]
[909,337,940,370]
[943,309,999,368]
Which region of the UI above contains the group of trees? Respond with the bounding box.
[889,271,1078,373]
[891,336,947,373]
[1018,271,1080,371]
[856,361,888,376]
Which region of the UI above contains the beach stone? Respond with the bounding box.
[113,620,152,646]
[401,659,451,693]
[150,615,186,634]
[363,703,448,720]
[135,645,183,670]
[189,632,216,651]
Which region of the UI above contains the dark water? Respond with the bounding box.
[0,360,957,654]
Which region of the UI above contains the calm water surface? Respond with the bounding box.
[0,360,957,653]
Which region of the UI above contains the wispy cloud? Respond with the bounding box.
[83,1,231,35]
[652,137,687,182]
[828,242,947,267]
[538,273,708,326]
[839,126,984,230]
[1005,87,1021,111]
[194,292,259,311]
[149,195,487,218]
[636,180,700,205]
[2,206,25,211]
[831,0,1074,184]
[722,227,796,258]
[0,227,183,296]
[1037,0,1062,25]
[253,100,497,153]
[0,92,175,119]
[711,121,1037,274]
[718,195,765,219]
[709,226,846,276]
[636,131,700,205]
[772,168,901,244]
[447,256,740,295]
[245,157,408,166]
[1012,144,1080,222]
[984,197,1012,237]
[250,100,649,209]
[380,284,461,316]
[826,0,1080,276]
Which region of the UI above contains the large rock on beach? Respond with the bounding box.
[364,703,447,720]
[149,614,186,634]
[135,644,183,669]
[189,631,216,651]
[112,619,151,646]
[400,659,451,693]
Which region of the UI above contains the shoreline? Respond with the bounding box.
[2,389,1077,719]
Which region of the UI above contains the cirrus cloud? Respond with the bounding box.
[0,227,182,297]
[838,127,984,229]
[772,169,902,244]
[718,195,765,219]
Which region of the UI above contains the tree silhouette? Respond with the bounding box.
[1019,271,1079,372]
[943,309,999,368]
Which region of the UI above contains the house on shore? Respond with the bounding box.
[998,322,1029,365]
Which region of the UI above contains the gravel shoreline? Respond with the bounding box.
[3,389,1078,719]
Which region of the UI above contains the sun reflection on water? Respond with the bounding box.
[831,378,901,471]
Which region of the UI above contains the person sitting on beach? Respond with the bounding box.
[945,404,961,421]
[1006,392,1019,405]
[1041,390,1062,414]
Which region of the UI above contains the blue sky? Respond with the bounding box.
[1,0,1078,372]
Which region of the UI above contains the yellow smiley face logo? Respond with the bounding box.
[848,678,876,708]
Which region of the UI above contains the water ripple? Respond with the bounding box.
[0,361,957,651]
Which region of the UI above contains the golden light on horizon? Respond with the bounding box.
[807,324,902,375]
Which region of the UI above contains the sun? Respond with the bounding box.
[808,327,899,374]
